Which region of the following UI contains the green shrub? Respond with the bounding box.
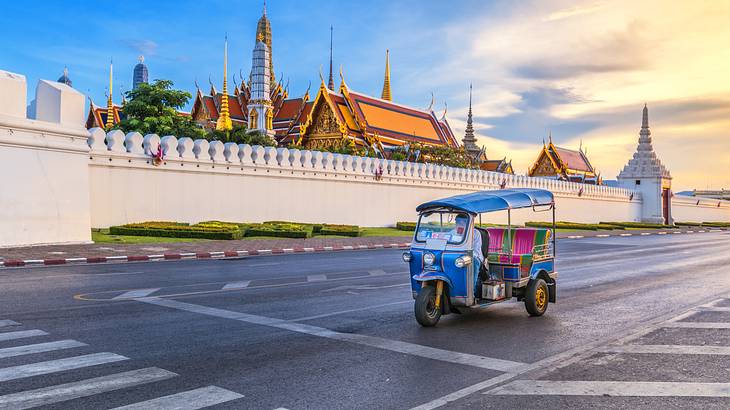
[600,222,670,229]
[596,223,625,230]
[702,222,730,227]
[675,221,702,227]
[526,221,601,230]
[263,221,323,233]
[246,222,313,238]
[396,222,417,231]
[109,225,241,240]
[319,224,361,237]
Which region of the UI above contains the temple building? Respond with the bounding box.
[528,135,600,184]
[86,61,124,130]
[461,85,513,174]
[133,56,148,89]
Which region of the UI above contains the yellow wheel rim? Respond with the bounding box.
[536,287,547,311]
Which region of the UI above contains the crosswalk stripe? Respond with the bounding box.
[0,340,87,359]
[307,274,327,282]
[697,306,730,312]
[222,281,251,290]
[111,385,243,409]
[488,380,730,397]
[599,344,730,355]
[0,330,47,342]
[113,288,161,300]
[0,367,177,410]
[0,321,19,329]
[663,321,730,329]
[0,352,127,382]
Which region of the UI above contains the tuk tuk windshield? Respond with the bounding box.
[415,212,470,245]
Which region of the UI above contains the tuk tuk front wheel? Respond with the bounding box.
[415,284,442,327]
[525,279,549,317]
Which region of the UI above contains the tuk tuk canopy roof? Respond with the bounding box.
[416,188,554,214]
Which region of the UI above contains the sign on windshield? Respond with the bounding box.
[415,212,469,245]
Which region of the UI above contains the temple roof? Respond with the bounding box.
[552,145,593,173]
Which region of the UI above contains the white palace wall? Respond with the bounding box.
[1,70,729,247]
[87,128,641,228]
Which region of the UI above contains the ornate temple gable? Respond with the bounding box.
[528,146,561,177]
[298,84,349,145]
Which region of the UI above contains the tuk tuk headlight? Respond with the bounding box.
[455,255,472,268]
[423,252,436,266]
[402,252,412,262]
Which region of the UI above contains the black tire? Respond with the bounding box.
[525,279,549,317]
[415,285,442,327]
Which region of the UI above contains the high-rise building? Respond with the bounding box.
[133,55,148,89]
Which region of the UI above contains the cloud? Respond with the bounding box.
[543,2,608,22]
[121,39,158,56]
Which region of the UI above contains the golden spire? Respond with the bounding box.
[381,49,392,101]
[216,36,233,131]
[105,59,114,130]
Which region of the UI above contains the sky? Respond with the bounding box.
[1,0,728,191]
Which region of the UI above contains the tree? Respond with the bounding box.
[207,125,277,146]
[114,80,206,140]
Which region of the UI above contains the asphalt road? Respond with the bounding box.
[1,231,730,409]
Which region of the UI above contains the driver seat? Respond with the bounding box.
[475,227,490,281]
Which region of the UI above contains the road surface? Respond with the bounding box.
[1,231,730,409]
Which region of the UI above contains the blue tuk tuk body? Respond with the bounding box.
[404,189,558,326]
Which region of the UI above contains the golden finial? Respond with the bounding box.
[257,32,264,42]
[381,49,392,101]
[105,59,114,130]
[216,36,233,131]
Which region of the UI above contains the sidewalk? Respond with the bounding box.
[1,227,726,268]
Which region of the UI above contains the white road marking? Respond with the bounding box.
[222,281,251,290]
[368,269,388,276]
[292,301,411,322]
[0,320,19,328]
[567,235,584,239]
[697,306,730,312]
[488,380,730,397]
[663,321,730,329]
[619,233,633,237]
[658,231,668,235]
[0,330,48,342]
[0,352,127,382]
[0,367,177,409]
[111,385,243,409]
[140,298,525,372]
[640,232,652,236]
[599,344,730,355]
[410,373,517,410]
[307,274,327,282]
[595,234,609,238]
[249,262,280,267]
[113,288,160,300]
[0,340,87,359]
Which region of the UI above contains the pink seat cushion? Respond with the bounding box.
[486,228,506,253]
[512,229,538,255]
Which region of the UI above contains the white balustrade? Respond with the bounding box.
[208,140,224,162]
[88,127,106,151]
[105,129,125,152]
[175,137,193,159]
[238,144,253,164]
[160,135,178,157]
[223,143,239,163]
[142,134,160,156]
[263,146,277,165]
[124,132,143,154]
[288,149,301,167]
[193,139,209,160]
[276,147,288,166]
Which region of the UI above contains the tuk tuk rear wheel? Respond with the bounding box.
[525,279,549,317]
[415,285,441,327]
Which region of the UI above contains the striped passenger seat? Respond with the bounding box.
[486,228,551,270]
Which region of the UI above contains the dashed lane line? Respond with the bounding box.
[598,344,730,355]
[139,297,526,373]
[488,380,730,397]
[0,352,128,382]
[222,281,251,290]
[112,288,160,300]
[0,320,19,328]
[368,269,388,276]
[111,385,243,410]
[306,274,327,282]
[0,330,48,342]
[0,367,177,410]
[0,340,87,359]
[662,322,730,329]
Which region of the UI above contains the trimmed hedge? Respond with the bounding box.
[600,221,670,229]
[396,222,417,231]
[246,222,313,238]
[109,224,242,240]
[526,221,602,230]
[263,221,324,233]
[702,222,730,227]
[675,221,702,227]
[319,224,361,237]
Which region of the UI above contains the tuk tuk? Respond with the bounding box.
[403,188,557,326]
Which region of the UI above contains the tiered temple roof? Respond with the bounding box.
[617,104,671,180]
[528,138,600,184]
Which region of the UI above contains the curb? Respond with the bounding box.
[1,228,727,269]
[0,242,412,269]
